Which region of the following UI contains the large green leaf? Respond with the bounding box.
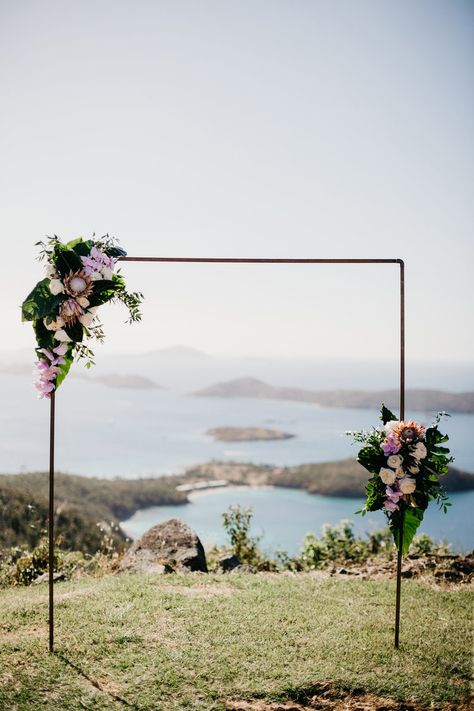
[33,318,56,351]
[106,245,127,258]
[380,403,397,424]
[55,353,74,389]
[22,279,62,322]
[66,238,94,256]
[88,280,116,307]
[54,247,83,277]
[389,506,424,554]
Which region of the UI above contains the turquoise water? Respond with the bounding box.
[122,486,474,554]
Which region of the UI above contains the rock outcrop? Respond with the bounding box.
[119,519,207,573]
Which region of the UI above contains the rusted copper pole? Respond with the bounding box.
[394,259,405,649]
[49,390,55,653]
[120,257,401,264]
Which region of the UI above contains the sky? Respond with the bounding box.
[0,0,473,364]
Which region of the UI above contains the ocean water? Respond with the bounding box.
[1,359,473,553]
[0,372,472,477]
[121,486,474,554]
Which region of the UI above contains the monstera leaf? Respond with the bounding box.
[389,506,424,555]
[22,279,62,322]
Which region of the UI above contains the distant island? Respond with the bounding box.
[83,374,162,390]
[194,377,474,414]
[206,426,295,442]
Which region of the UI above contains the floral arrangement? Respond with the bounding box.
[349,405,452,554]
[22,236,143,398]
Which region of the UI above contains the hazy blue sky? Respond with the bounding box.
[1,0,472,362]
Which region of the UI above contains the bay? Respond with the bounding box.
[122,487,474,555]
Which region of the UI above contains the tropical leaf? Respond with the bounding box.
[380,403,397,424]
[106,245,127,258]
[53,247,83,277]
[33,318,55,351]
[389,506,424,555]
[67,238,94,256]
[55,353,74,389]
[22,279,62,322]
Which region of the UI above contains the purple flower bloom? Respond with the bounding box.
[81,247,117,276]
[381,433,401,455]
[384,499,399,512]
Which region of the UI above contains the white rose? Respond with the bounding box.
[44,263,57,279]
[385,420,400,432]
[399,476,416,494]
[54,329,72,343]
[412,442,427,460]
[43,316,65,331]
[395,467,405,479]
[379,467,397,485]
[408,463,420,474]
[101,266,113,281]
[79,311,95,327]
[387,454,403,469]
[90,271,102,281]
[49,279,65,295]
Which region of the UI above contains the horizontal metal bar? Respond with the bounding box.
[119,257,402,264]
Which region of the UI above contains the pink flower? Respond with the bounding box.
[385,485,403,504]
[81,247,117,277]
[384,499,399,512]
[381,433,401,455]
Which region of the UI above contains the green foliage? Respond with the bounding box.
[13,537,58,585]
[380,403,397,424]
[389,507,424,555]
[222,505,262,567]
[21,279,62,322]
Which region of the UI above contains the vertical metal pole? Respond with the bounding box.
[394,259,405,649]
[49,390,55,653]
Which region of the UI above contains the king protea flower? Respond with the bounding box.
[63,270,94,299]
[393,420,425,445]
[59,298,84,324]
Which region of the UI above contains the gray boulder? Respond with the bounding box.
[217,554,241,572]
[119,518,207,573]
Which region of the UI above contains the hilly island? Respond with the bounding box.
[194,377,474,414]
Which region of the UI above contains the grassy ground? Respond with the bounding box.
[0,573,471,710]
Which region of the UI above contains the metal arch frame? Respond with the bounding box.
[48,256,405,653]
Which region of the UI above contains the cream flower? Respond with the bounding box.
[54,329,72,343]
[385,420,400,432]
[399,476,416,494]
[76,296,90,308]
[44,263,57,279]
[49,278,65,295]
[43,316,65,331]
[408,463,420,474]
[387,454,403,469]
[101,266,113,281]
[412,442,427,460]
[395,467,405,479]
[78,311,95,327]
[379,467,397,485]
[90,271,103,281]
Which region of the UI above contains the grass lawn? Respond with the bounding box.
[0,573,471,710]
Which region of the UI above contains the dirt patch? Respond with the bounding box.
[162,583,236,598]
[227,682,473,711]
[0,624,48,644]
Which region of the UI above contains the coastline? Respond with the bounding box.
[187,484,275,501]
